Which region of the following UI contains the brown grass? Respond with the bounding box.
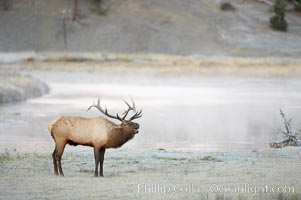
[6,52,301,77]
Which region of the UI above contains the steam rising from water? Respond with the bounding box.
[1,73,301,151]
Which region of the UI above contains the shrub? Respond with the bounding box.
[270,16,288,31]
[0,0,12,11]
[215,0,236,12]
[295,0,301,12]
[91,0,108,16]
[270,0,288,31]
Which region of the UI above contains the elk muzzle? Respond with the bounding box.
[134,123,140,134]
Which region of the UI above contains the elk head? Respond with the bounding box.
[87,98,142,138]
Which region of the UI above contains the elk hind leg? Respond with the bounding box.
[52,148,58,175]
[55,141,66,177]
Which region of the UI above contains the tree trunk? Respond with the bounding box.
[72,0,78,21]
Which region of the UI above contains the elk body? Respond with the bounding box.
[48,99,142,177]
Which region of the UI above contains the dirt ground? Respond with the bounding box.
[0,61,301,199]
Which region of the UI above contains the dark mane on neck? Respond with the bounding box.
[105,127,134,148]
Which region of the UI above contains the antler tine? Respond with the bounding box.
[130,97,136,111]
[123,100,130,113]
[123,98,136,111]
[130,109,143,121]
[137,109,143,117]
[87,99,122,121]
[87,99,96,111]
[121,99,136,120]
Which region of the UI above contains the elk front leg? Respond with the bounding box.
[94,147,100,177]
[99,149,106,177]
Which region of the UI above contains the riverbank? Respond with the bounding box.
[0,66,49,104]
[2,52,301,77]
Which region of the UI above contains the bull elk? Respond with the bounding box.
[48,99,142,177]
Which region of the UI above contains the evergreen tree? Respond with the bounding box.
[270,0,288,31]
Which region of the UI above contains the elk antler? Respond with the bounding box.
[87,99,122,121]
[130,109,143,121]
[121,98,136,120]
[87,98,142,121]
[123,98,143,121]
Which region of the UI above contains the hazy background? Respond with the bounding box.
[1,69,301,152]
[1,1,301,199]
[0,0,301,151]
[0,0,301,56]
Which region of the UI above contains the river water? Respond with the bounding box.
[1,70,301,152]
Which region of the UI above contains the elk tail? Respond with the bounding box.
[48,118,60,133]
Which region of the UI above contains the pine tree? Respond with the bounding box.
[270,0,288,31]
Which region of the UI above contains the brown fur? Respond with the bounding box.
[105,126,136,148]
[49,116,140,177]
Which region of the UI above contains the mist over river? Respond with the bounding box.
[1,70,301,152]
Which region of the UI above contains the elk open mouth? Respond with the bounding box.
[134,129,139,134]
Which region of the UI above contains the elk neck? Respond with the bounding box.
[105,125,134,148]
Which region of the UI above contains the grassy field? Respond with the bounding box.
[0,148,300,199]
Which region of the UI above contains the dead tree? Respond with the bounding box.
[270,109,301,148]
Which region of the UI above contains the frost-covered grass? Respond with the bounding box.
[199,156,222,162]
[0,148,300,200]
[0,148,45,163]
